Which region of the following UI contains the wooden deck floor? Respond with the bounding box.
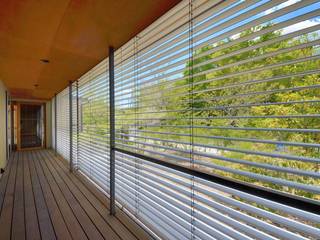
[0,149,151,240]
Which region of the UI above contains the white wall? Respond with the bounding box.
[0,80,7,170]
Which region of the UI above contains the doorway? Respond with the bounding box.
[12,103,46,150]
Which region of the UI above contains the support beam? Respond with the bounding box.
[109,46,116,215]
[69,82,73,172]
[11,102,14,153]
[5,91,8,161]
[76,80,79,171]
[54,94,57,156]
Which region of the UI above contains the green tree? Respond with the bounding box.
[136,23,320,199]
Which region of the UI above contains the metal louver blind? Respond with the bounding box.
[56,87,70,161]
[75,60,111,193]
[51,98,56,150]
[116,151,320,240]
[72,81,78,170]
[114,0,320,239]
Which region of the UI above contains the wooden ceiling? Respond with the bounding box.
[0,0,180,100]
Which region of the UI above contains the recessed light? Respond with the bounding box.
[40,59,50,63]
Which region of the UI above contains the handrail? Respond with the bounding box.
[114,147,320,215]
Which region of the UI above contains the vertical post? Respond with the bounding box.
[43,103,47,148]
[5,91,8,161]
[54,94,58,156]
[69,82,73,172]
[76,80,79,171]
[109,46,116,215]
[11,101,14,153]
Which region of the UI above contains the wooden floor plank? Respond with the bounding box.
[0,152,14,214]
[11,152,26,240]
[27,151,57,240]
[0,149,150,240]
[77,171,153,240]
[0,151,18,240]
[30,151,73,240]
[47,150,152,240]
[34,151,104,240]
[41,150,124,240]
[49,152,139,240]
[76,170,153,240]
[23,150,41,240]
[44,150,147,240]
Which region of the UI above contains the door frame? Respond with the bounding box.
[16,102,46,151]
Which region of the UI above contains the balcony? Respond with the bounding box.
[0,149,148,240]
[0,0,319,239]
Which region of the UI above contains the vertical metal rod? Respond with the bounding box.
[76,80,79,171]
[11,99,14,153]
[5,91,8,161]
[69,82,73,172]
[54,93,58,156]
[109,46,116,215]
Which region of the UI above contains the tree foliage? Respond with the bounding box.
[80,23,320,200]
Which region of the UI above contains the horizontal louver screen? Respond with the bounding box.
[75,60,110,193]
[115,0,320,199]
[51,99,56,150]
[72,81,78,171]
[56,87,70,161]
[52,0,320,239]
[114,0,320,238]
[116,151,320,240]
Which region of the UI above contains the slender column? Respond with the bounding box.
[109,46,116,215]
[5,91,8,161]
[54,94,57,156]
[69,82,73,172]
[11,101,14,153]
[76,80,79,170]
